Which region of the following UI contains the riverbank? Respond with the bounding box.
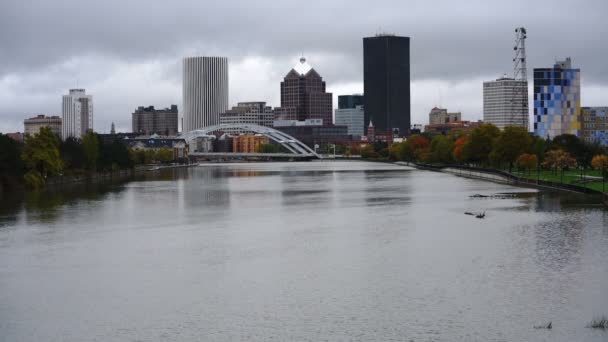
[400,161,608,206]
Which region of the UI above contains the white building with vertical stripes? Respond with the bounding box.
[182,57,229,132]
[62,89,93,140]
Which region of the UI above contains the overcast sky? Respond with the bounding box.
[1,0,607,133]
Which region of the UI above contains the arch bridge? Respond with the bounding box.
[181,123,319,159]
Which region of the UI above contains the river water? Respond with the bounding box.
[0,161,607,341]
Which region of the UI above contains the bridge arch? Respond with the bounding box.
[181,123,319,158]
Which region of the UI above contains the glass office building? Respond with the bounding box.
[533,58,580,139]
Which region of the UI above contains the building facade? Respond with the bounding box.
[219,102,274,134]
[335,105,364,137]
[132,105,178,136]
[482,76,528,130]
[125,137,188,160]
[424,120,483,135]
[338,94,364,110]
[273,57,333,125]
[182,56,229,132]
[533,58,581,139]
[232,134,269,153]
[428,107,462,125]
[581,107,608,146]
[24,115,62,137]
[62,89,93,140]
[363,34,410,136]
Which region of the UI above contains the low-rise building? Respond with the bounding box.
[132,105,178,136]
[6,132,24,143]
[581,107,608,146]
[24,115,62,137]
[424,121,483,135]
[232,134,268,153]
[124,137,188,160]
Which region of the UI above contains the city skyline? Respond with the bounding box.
[1,0,607,134]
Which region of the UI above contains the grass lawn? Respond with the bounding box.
[506,168,607,193]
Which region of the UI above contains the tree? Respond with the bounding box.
[0,134,24,190]
[406,135,430,161]
[60,137,86,170]
[361,144,379,159]
[591,155,608,179]
[155,148,174,163]
[463,123,500,166]
[21,127,63,178]
[550,134,598,167]
[82,132,100,171]
[258,143,281,153]
[515,153,538,175]
[490,126,532,171]
[452,135,469,163]
[429,135,454,164]
[542,149,577,182]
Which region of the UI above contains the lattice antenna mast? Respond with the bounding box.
[511,27,529,129]
[513,27,527,81]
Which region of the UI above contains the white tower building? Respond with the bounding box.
[182,57,229,132]
[62,88,93,140]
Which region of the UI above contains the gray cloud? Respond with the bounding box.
[1,0,607,132]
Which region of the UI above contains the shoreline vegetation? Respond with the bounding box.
[0,128,188,194]
[355,123,607,204]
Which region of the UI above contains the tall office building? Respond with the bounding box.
[24,114,62,137]
[273,57,333,125]
[338,94,364,110]
[581,107,608,146]
[363,34,410,136]
[132,105,178,136]
[483,76,529,130]
[182,56,229,132]
[62,89,93,140]
[533,58,580,138]
[219,101,274,134]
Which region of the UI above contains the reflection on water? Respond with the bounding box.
[0,161,607,342]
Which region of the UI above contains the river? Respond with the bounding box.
[0,160,607,341]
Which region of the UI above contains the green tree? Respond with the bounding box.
[490,126,532,171]
[463,123,500,166]
[21,127,63,186]
[0,134,24,190]
[82,132,100,171]
[155,148,174,163]
[550,134,599,167]
[429,135,454,164]
[258,143,281,153]
[60,137,86,170]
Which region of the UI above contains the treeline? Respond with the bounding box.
[0,127,175,190]
[364,123,608,176]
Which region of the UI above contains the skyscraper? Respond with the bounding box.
[274,57,333,125]
[483,76,528,129]
[338,94,364,110]
[182,57,229,132]
[363,34,410,136]
[62,88,93,140]
[533,58,580,138]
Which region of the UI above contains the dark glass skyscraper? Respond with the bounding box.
[363,35,410,136]
[338,94,364,109]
